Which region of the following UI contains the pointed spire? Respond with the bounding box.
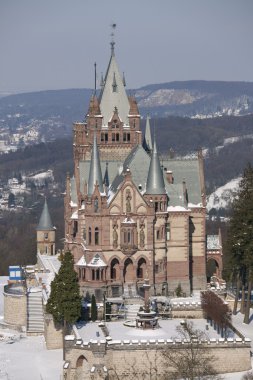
[37,198,54,231]
[142,115,152,152]
[99,37,130,125]
[145,139,166,195]
[103,162,110,188]
[88,134,104,195]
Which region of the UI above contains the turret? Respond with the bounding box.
[142,115,152,153]
[88,134,104,195]
[36,198,55,255]
[145,139,167,211]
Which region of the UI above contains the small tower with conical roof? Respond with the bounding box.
[142,115,152,154]
[36,198,55,255]
[88,134,104,195]
[145,138,167,211]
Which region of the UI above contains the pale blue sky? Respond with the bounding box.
[1,0,253,93]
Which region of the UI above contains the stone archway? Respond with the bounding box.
[123,258,134,282]
[137,257,147,279]
[75,355,90,379]
[110,258,120,280]
[207,258,220,281]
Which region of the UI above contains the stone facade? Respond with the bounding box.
[44,313,63,349]
[4,286,27,328]
[64,45,207,299]
[63,337,251,379]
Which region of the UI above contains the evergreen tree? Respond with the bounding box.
[91,294,97,322]
[225,164,253,323]
[46,251,81,325]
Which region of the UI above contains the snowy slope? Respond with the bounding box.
[206,177,241,211]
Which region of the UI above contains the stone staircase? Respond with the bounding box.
[123,283,138,298]
[27,288,44,333]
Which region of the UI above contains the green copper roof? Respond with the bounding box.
[145,139,166,195]
[142,115,152,152]
[88,134,104,195]
[37,199,53,231]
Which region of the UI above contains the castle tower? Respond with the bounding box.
[88,134,104,195]
[36,199,55,255]
[142,115,152,154]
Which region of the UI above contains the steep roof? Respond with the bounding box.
[88,134,104,195]
[37,199,54,231]
[145,139,166,195]
[99,48,130,126]
[142,116,152,152]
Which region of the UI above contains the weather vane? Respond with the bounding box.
[110,23,117,54]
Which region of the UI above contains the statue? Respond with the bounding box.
[140,225,145,248]
[126,190,132,213]
[113,224,118,249]
[94,197,99,213]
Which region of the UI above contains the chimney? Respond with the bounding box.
[166,170,173,184]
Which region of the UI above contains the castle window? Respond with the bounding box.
[123,132,130,142]
[112,133,115,142]
[96,269,100,280]
[95,227,99,245]
[73,221,78,237]
[101,132,104,142]
[51,245,54,255]
[155,264,159,274]
[88,227,92,244]
[166,223,170,240]
[155,202,159,212]
[116,133,119,142]
[92,270,95,280]
[44,233,48,240]
[83,226,86,241]
[156,230,160,240]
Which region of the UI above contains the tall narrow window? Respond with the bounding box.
[95,227,99,245]
[166,223,171,240]
[88,227,92,244]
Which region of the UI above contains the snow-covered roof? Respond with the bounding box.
[167,205,188,212]
[75,255,87,267]
[71,210,78,220]
[88,253,107,268]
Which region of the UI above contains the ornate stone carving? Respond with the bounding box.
[126,189,132,213]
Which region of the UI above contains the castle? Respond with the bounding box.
[63,41,207,299]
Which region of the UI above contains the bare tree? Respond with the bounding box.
[242,371,253,380]
[162,321,223,380]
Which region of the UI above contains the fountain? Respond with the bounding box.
[136,277,159,329]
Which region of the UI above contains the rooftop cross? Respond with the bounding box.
[110,23,116,55]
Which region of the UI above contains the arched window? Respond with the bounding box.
[95,227,99,245]
[73,221,78,237]
[83,226,86,241]
[88,227,92,244]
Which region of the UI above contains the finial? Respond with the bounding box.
[94,62,97,94]
[110,23,116,55]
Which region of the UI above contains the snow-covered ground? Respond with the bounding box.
[207,177,241,211]
[0,334,63,380]
[0,278,252,379]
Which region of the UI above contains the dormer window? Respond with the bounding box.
[112,72,117,92]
